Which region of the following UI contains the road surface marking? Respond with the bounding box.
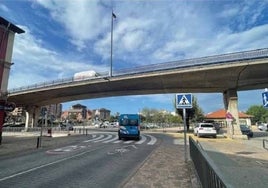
[147,135,157,145]
[83,135,105,142]
[135,135,147,144]
[0,146,105,182]
[103,136,119,143]
[94,134,113,142]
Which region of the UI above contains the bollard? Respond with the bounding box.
[36,136,40,148]
[48,129,52,137]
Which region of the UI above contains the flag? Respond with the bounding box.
[112,12,116,18]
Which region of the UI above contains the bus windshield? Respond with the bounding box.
[120,119,138,126]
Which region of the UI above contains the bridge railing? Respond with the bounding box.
[8,48,268,94]
[113,48,268,75]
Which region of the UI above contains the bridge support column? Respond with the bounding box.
[223,89,247,139]
[25,106,40,129]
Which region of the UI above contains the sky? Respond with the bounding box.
[1,0,268,115]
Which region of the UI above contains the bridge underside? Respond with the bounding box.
[8,58,268,107]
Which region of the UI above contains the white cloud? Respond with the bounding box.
[9,25,107,89]
[35,0,109,51]
[0,4,9,12]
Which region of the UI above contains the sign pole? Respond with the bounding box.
[183,108,187,162]
[176,93,192,163]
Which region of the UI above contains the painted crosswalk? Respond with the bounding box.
[47,134,158,155]
[83,133,157,145]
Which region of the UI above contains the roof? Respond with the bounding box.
[0,17,25,34]
[205,109,253,119]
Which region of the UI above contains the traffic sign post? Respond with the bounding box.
[176,93,193,162]
[262,89,268,108]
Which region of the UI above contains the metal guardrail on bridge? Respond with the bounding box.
[8,48,268,94]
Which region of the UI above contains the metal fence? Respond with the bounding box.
[189,136,232,188]
[8,48,268,94]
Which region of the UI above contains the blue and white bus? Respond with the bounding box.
[118,114,140,140]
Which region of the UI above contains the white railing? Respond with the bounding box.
[8,48,268,94]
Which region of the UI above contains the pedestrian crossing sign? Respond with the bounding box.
[176,93,192,109]
[262,91,268,108]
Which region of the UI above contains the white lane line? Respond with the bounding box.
[0,146,104,182]
[94,135,113,143]
[83,135,104,143]
[103,136,119,143]
[135,135,146,144]
[147,135,157,145]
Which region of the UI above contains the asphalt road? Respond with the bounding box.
[0,132,161,188]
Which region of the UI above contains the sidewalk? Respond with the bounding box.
[123,133,200,188]
[198,136,268,188]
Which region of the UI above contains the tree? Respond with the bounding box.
[140,108,182,124]
[175,95,204,131]
[246,105,268,124]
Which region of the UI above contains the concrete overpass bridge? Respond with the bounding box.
[7,48,268,138]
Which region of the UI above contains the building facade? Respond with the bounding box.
[61,104,93,122]
[92,108,111,121]
[205,109,253,127]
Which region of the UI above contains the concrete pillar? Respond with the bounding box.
[25,111,29,131]
[223,89,247,139]
[25,106,41,128]
[0,17,24,144]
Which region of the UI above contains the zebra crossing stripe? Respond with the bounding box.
[113,140,122,144]
[83,135,105,143]
[124,140,134,144]
[135,135,146,144]
[103,136,119,143]
[83,133,157,145]
[94,134,113,143]
[147,135,157,145]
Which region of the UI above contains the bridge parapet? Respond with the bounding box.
[8,48,268,94]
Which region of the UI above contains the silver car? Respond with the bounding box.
[258,123,268,131]
[194,123,217,138]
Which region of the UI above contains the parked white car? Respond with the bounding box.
[258,123,268,131]
[194,123,217,138]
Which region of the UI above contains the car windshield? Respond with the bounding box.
[240,125,249,129]
[201,124,214,128]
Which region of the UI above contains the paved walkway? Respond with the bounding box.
[197,134,268,188]
[123,133,199,188]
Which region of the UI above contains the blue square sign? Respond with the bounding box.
[176,93,192,109]
[262,91,268,108]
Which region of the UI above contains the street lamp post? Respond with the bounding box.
[110,11,116,77]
